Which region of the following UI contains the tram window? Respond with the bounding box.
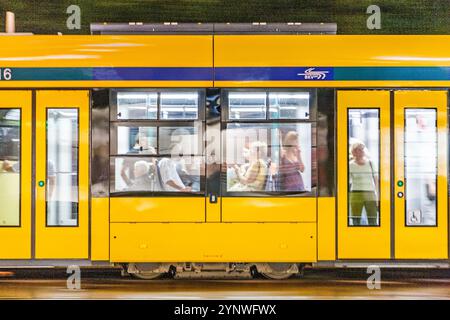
[404,109,437,226]
[116,126,157,155]
[228,92,266,120]
[160,92,198,120]
[269,92,310,120]
[225,123,313,193]
[347,109,380,227]
[0,109,21,226]
[117,92,157,120]
[159,126,200,155]
[46,109,79,226]
[111,155,204,193]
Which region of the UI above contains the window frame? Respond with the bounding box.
[109,89,207,197]
[346,107,381,228]
[0,108,22,227]
[45,107,80,228]
[221,88,318,198]
[404,107,438,227]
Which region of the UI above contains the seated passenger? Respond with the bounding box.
[121,134,157,187]
[158,157,192,192]
[279,131,306,192]
[228,141,268,192]
[129,161,153,191]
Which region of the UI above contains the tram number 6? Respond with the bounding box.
[0,68,12,81]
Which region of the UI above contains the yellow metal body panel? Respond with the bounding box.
[35,91,90,259]
[91,198,109,261]
[110,197,205,222]
[222,197,316,222]
[0,35,212,67]
[394,91,448,259]
[214,35,450,88]
[337,91,391,259]
[215,35,450,67]
[0,91,32,259]
[110,222,316,262]
[0,35,213,88]
[318,197,336,261]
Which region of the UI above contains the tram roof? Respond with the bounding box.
[90,22,337,35]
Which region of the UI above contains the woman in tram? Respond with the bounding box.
[348,141,379,226]
[278,131,306,192]
[228,141,268,192]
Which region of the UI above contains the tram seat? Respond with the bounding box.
[155,159,165,191]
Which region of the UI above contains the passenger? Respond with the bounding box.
[129,161,153,191]
[348,141,378,226]
[120,133,156,187]
[228,141,268,192]
[158,157,192,192]
[278,131,306,192]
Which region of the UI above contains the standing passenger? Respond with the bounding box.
[279,131,306,192]
[348,141,379,226]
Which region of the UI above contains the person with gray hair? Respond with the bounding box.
[348,140,379,226]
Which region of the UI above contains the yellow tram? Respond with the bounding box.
[0,23,449,279]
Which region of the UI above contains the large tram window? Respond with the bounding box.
[117,92,157,120]
[0,109,21,226]
[110,89,204,196]
[160,92,198,120]
[269,92,310,120]
[229,92,266,120]
[111,155,204,193]
[46,109,79,226]
[225,123,313,193]
[347,109,380,227]
[404,109,437,226]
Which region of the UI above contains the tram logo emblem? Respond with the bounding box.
[297,68,330,80]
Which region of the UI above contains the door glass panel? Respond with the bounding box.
[47,109,79,226]
[0,109,20,226]
[160,92,198,120]
[117,92,157,120]
[347,109,380,226]
[404,109,437,226]
[229,92,266,120]
[269,92,310,120]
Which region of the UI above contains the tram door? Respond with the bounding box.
[35,91,90,259]
[0,91,32,259]
[338,90,448,260]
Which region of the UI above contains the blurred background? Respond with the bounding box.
[0,0,448,34]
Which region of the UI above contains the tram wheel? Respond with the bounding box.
[128,263,168,280]
[259,263,299,280]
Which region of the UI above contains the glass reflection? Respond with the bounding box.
[47,109,78,226]
[225,123,313,192]
[269,92,310,119]
[229,92,266,120]
[160,92,198,120]
[347,109,380,226]
[112,156,203,193]
[117,126,157,155]
[117,92,157,120]
[0,109,20,226]
[405,109,437,226]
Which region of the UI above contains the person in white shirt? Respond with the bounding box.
[158,157,192,192]
[349,141,378,226]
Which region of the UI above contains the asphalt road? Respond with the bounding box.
[0,268,449,299]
